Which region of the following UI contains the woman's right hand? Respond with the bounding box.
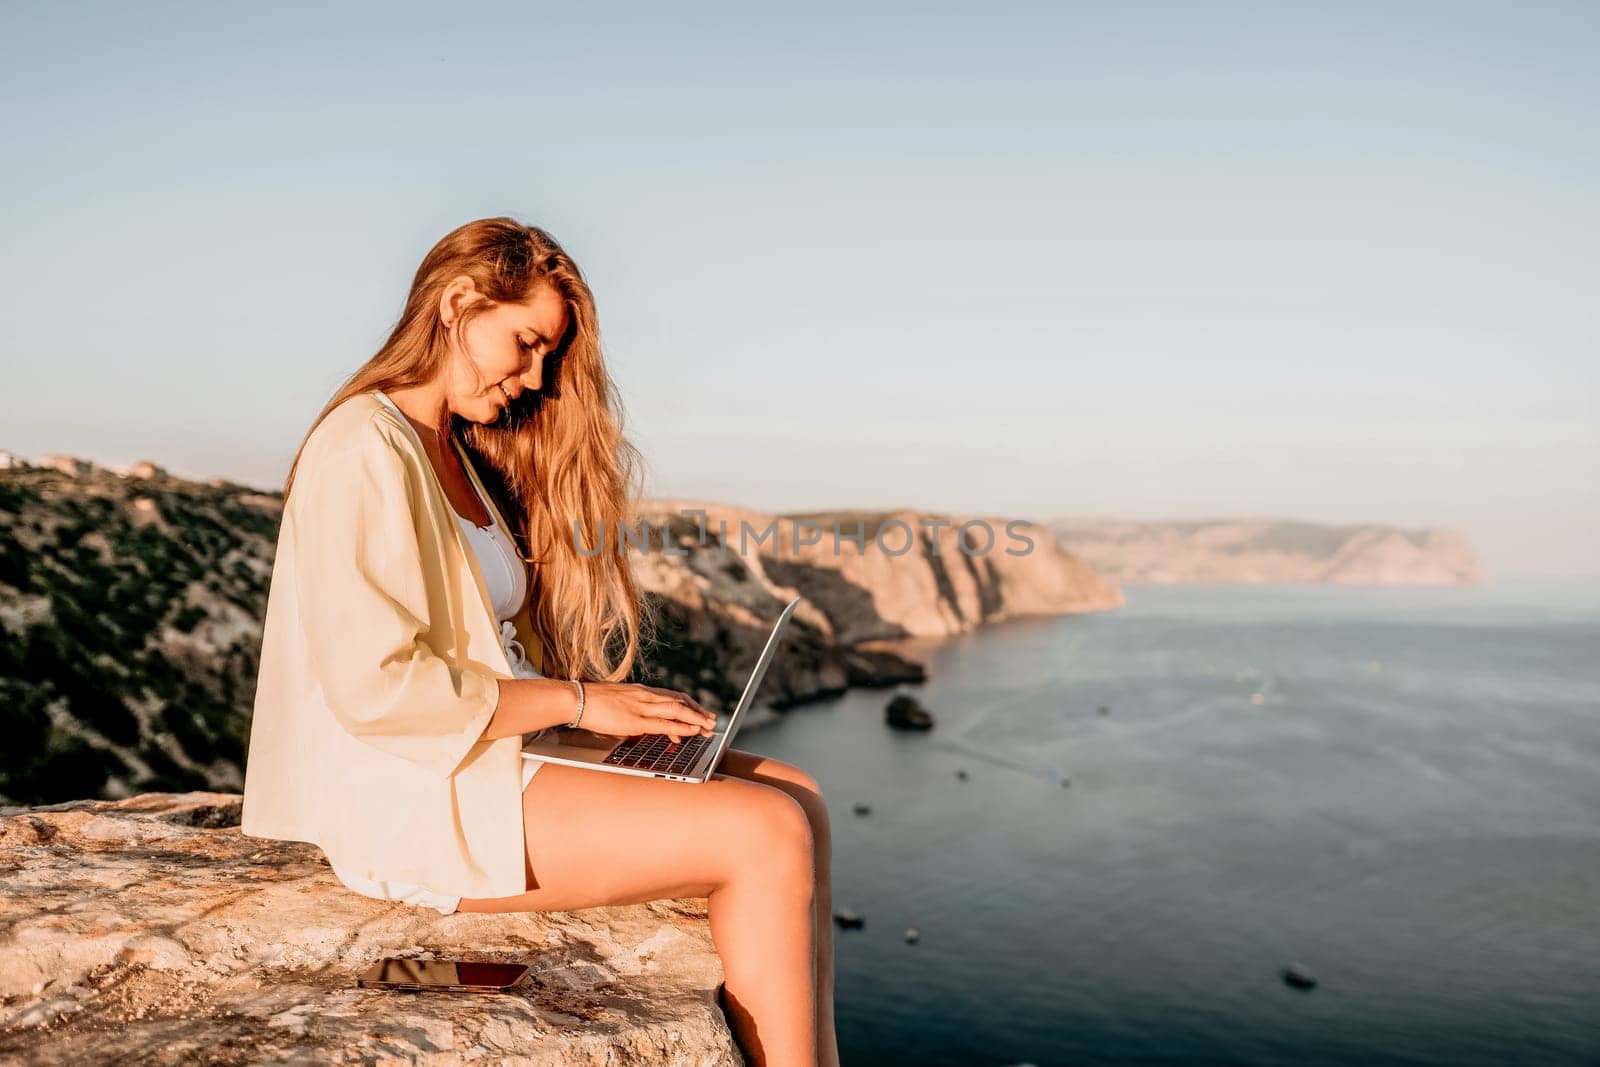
[573,682,718,740]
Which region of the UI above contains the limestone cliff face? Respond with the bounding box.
[1050,519,1483,586]
[0,453,1122,808]
[624,505,931,728]
[0,792,739,1065]
[638,502,1124,645]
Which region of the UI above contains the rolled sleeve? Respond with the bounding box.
[287,424,501,781]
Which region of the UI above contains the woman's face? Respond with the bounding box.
[442,278,569,424]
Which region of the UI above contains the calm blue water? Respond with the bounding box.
[736,582,1600,1066]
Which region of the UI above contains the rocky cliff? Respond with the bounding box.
[0,456,1121,806]
[642,501,1124,645]
[1050,518,1482,586]
[0,792,737,1064]
[0,457,920,807]
[1,458,273,806]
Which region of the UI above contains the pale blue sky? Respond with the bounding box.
[2,2,1595,577]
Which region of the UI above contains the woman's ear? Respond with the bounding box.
[437,274,480,329]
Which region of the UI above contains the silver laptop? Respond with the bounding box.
[520,596,801,783]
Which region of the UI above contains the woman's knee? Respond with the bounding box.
[766,767,831,873]
[720,752,831,848]
[790,770,830,836]
[727,783,816,898]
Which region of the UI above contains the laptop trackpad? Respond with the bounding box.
[536,727,619,752]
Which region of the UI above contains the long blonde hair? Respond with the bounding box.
[283,216,655,682]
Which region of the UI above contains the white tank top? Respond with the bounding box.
[455,494,542,676]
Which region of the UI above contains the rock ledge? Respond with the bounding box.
[0,792,738,1065]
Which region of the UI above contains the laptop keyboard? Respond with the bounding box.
[604,732,713,774]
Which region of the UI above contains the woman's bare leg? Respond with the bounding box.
[713,750,839,1067]
[458,752,818,1067]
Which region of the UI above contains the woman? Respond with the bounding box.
[240,216,838,1067]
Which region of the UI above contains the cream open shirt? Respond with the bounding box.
[241,390,547,899]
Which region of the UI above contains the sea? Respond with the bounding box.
[735,581,1600,1066]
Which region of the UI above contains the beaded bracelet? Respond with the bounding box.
[567,679,586,728]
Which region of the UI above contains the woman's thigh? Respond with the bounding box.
[457,748,813,914]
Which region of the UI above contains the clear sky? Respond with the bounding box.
[2,2,1595,578]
